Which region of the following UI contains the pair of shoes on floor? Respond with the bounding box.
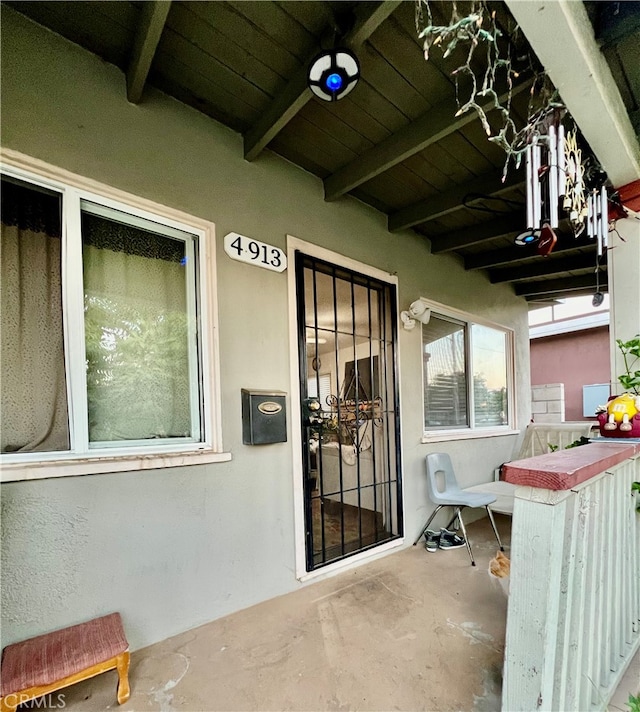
[424,528,466,552]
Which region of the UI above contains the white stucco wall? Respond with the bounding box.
[0,7,531,650]
[609,215,640,386]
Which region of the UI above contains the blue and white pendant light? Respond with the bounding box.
[308,48,360,102]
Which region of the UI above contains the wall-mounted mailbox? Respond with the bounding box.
[241,389,287,445]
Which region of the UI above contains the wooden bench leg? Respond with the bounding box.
[0,695,18,712]
[116,651,131,704]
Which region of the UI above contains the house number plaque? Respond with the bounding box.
[224,232,287,273]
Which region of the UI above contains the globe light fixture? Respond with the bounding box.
[308,48,360,102]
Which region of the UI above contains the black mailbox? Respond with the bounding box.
[241,389,287,445]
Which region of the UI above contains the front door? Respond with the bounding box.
[295,251,402,572]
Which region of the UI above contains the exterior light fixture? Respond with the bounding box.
[401,299,431,331]
[308,48,360,102]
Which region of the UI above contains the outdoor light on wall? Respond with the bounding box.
[401,299,431,331]
[307,48,360,102]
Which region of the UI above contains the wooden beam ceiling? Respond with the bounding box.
[347,0,403,47]
[326,79,532,203]
[127,0,171,104]
[489,251,604,283]
[525,286,607,302]
[243,0,402,162]
[594,1,640,49]
[464,236,596,270]
[515,273,607,297]
[428,211,524,253]
[8,0,633,304]
[389,169,523,233]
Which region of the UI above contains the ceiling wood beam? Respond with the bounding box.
[465,237,595,270]
[347,0,403,47]
[243,1,402,162]
[506,0,640,186]
[428,212,525,254]
[525,287,607,302]
[127,0,171,104]
[595,1,640,49]
[515,273,607,297]
[389,169,524,233]
[326,79,532,202]
[489,252,604,283]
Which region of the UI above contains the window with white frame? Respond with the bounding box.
[306,372,331,407]
[1,170,214,462]
[422,309,513,433]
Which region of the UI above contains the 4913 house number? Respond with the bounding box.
[223,232,287,273]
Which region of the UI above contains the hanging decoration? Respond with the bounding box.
[415,0,546,176]
[416,1,509,139]
[519,118,610,252]
[413,1,605,191]
[586,186,609,256]
[592,267,605,307]
[415,0,614,281]
[511,108,564,253]
[563,129,588,234]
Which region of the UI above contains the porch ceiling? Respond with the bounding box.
[6,0,639,303]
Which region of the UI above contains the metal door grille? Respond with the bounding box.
[296,252,402,571]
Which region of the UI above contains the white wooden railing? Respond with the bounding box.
[503,451,640,711]
[516,422,595,459]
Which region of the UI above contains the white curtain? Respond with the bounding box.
[1,182,70,453]
[82,220,193,443]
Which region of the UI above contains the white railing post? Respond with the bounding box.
[503,453,640,711]
[503,486,573,710]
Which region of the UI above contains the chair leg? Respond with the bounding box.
[444,507,463,532]
[456,511,476,566]
[413,505,444,545]
[486,506,505,551]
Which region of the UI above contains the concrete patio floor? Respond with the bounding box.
[47,514,638,712]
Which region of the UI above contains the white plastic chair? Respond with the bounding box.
[413,452,504,566]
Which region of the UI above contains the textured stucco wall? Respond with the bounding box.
[530,327,610,421]
[0,7,531,650]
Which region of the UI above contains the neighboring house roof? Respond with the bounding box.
[530,311,610,339]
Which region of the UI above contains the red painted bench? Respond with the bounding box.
[0,613,130,712]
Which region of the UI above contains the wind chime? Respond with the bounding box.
[413,0,611,293]
[519,117,609,260]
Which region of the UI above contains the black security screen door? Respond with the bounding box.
[296,252,403,571]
